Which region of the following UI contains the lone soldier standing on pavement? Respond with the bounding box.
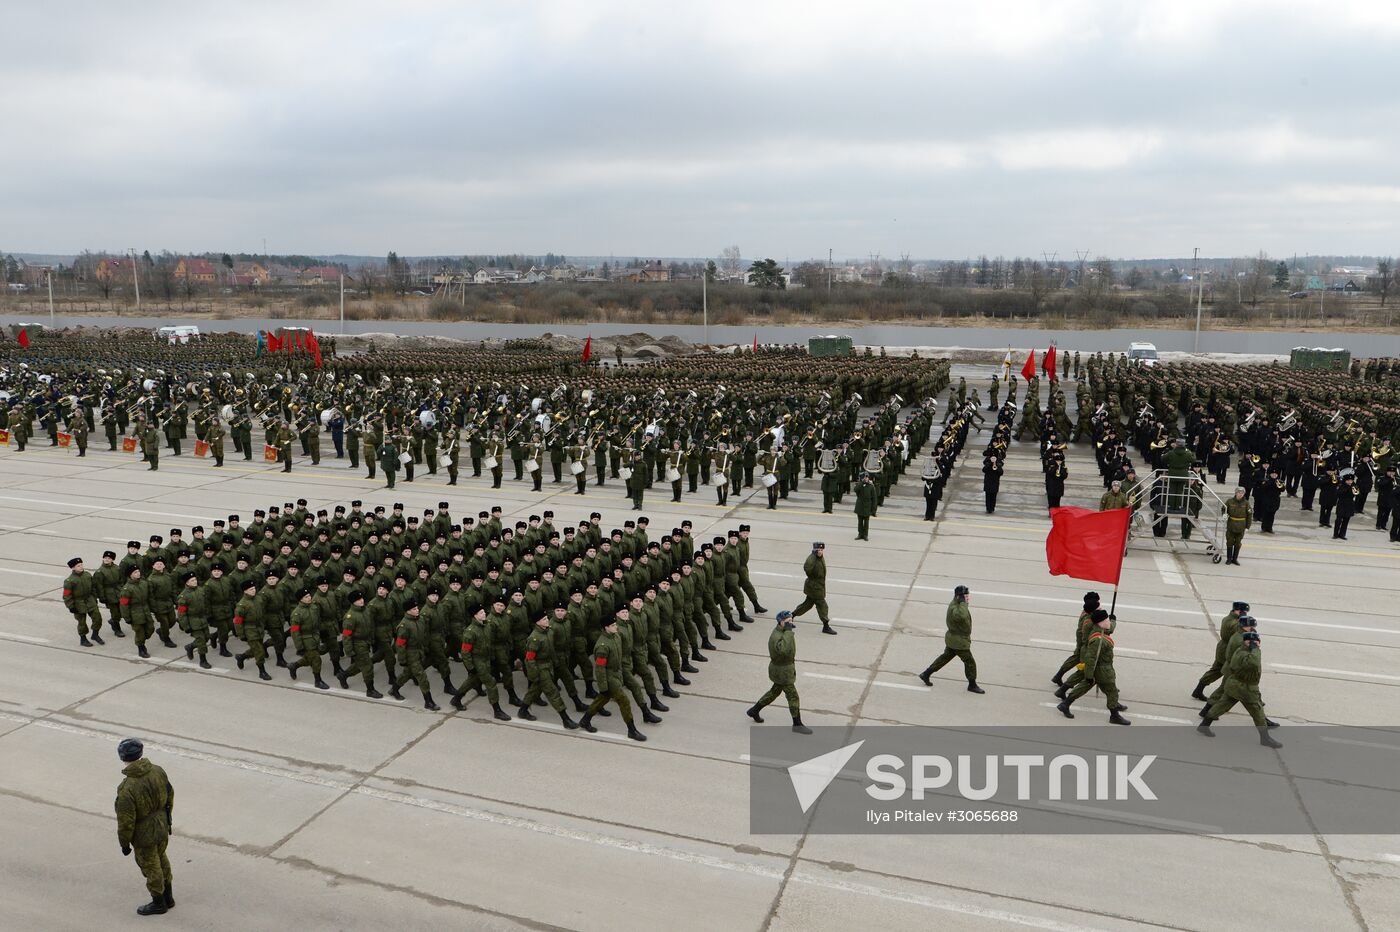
[854,472,877,540]
[1222,487,1252,564]
[791,542,836,635]
[918,585,984,693]
[746,610,812,733]
[114,738,176,916]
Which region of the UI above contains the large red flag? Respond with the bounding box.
[266,331,282,353]
[581,335,592,363]
[1046,507,1130,586]
[306,330,322,369]
[1020,349,1036,381]
[17,329,29,348]
[1043,344,1057,381]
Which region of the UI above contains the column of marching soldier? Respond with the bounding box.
[60,500,794,741]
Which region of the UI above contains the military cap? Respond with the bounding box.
[451,524,461,532]
[624,520,635,528]
[471,570,484,580]
[241,579,258,591]
[479,511,490,519]
[335,505,347,514]
[102,550,117,559]
[489,536,500,543]
[349,589,366,602]
[1090,608,1110,623]
[150,535,163,543]
[395,571,409,581]
[296,587,312,600]
[428,584,442,596]
[269,506,281,514]
[393,502,404,510]
[1242,631,1260,642]
[118,738,144,762]
[1232,601,1250,611]
[681,519,693,528]
[241,531,255,540]
[67,557,83,568]
[316,509,328,518]
[543,510,554,519]
[213,519,226,528]
[191,525,204,533]
[812,541,825,550]
[1084,591,1101,605]
[528,514,541,522]
[169,528,183,537]
[727,530,739,538]
[351,500,362,507]
[590,512,601,519]
[374,506,386,514]
[254,509,266,517]
[1239,615,1257,626]
[739,524,751,532]
[264,568,280,579]
[712,536,724,545]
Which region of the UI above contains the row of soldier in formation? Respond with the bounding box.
[59,501,771,740]
[0,341,950,513]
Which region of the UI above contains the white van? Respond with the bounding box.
[157,325,200,344]
[1128,342,1159,366]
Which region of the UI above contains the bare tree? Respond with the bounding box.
[719,245,742,279]
[1374,258,1392,308]
[1245,252,1272,307]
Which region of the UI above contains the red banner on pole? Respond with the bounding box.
[1046,507,1130,586]
[1020,349,1036,381]
[581,335,592,363]
[1043,344,1057,380]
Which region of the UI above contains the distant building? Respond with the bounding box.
[617,260,672,283]
[94,257,136,283]
[233,261,270,285]
[301,266,341,285]
[175,257,218,283]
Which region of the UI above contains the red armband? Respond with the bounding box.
[290,625,300,633]
[342,628,353,638]
[595,656,607,667]
[177,605,188,614]
[462,642,473,653]
[525,650,537,661]
[395,637,407,647]
[233,616,244,625]
[62,588,72,597]
[119,597,130,606]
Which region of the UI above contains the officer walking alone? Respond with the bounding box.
[746,610,812,734]
[918,585,984,693]
[114,738,176,916]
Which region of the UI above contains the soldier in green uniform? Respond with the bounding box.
[120,566,155,657]
[1057,609,1131,724]
[1222,487,1252,565]
[389,598,440,709]
[1198,631,1282,747]
[114,738,175,916]
[517,612,578,727]
[146,558,178,649]
[1050,591,1098,687]
[232,578,273,680]
[1099,479,1129,510]
[919,585,984,693]
[1191,601,1248,700]
[791,542,836,634]
[175,572,212,668]
[745,610,812,734]
[141,420,160,470]
[94,550,127,639]
[336,589,383,698]
[854,472,877,540]
[207,416,225,467]
[449,605,513,720]
[62,557,106,646]
[579,617,647,741]
[287,587,330,689]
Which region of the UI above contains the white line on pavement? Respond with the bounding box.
[833,617,893,630]
[1037,800,1223,834]
[1028,638,1158,656]
[1152,553,1185,586]
[1320,736,1400,753]
[805,671,927,691]
[1037,702,1191,725]
[1272,664,1400,682]
[0,631,51,644]
[0,567,65,579]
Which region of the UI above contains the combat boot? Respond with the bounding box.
[80,635,92,647]
[641,708,663,724]
[572,697,588,713]
[792,715,813,735]
[274,650,287,668]
[727,621,743,632]
[366,686,383,699]
[198,654,211,670]
[160,634,177,649]
[967,681,985,694]
[753,604,768,613]
[1196,718,1216,737]
[336,671,349,690]
[713,629,731,641]
[184,642,194,660]
[423,693,440,711]
[1056,698,1075,719]
[111,622,126,637]
[674,672,692,685]
[746,704,764,723]
[1108,710,1131,725]
[505,687,522,707]
[578,713,598,733]
[626,723,648,742]
[661,683,680,699]
[92,632,105,645]
[388,685,405,701]
[1053,683,1069,700]
[681,661,698,674]
[821,624,837,635]
[648,694,669,712]
[517,704,537,721]
[257,664,272,681]
[136,895,167,916]
[584,681,597,698]
[218,644,231,657]
[560,711,578,730]
[491,703,511,721]
[699,639,716,652]
[138,644,150,658]
[313,675,329,690]
[236,653,246,669]
[1257,726,1283,749]
[441,675,456,695]
[287,661,300,680]
[1190,683,1208,701]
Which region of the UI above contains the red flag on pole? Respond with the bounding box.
[306,330,322,369]
[1020,349,1036,381]
[753,334,758,353]
[17,329,29,348]
[266,332,281,353]
[1045,507,1131,586]
[581,335,592,363]
[1043,344,1057,381]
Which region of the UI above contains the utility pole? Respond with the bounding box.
[828,248,832,297]
[339,272,345,335]
[1192,247,1203,352]
[702,265,708,345]
[47,269,55,326]
[130,248,141,313]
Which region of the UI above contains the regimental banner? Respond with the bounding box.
[0,429,9,445]
[56,432,72,448]
[264,444,279,462]
[121,436,138,453]
[194,440,210,458]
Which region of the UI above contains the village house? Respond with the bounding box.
[175,257,218,283]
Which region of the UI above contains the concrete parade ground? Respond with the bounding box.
[1,365,1398,931]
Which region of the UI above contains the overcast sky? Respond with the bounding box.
[4,1,1398,261]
